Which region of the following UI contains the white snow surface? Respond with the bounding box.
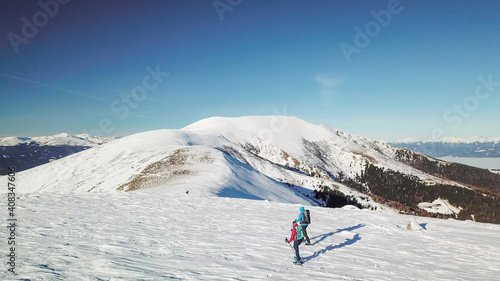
[2,192,499,280]
[417,198,463,215]
[0,133,117,146]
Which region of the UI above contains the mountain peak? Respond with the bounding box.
[183,115,309,133]
[3,115,499,224]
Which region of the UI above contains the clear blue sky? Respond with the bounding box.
[1,0,499,141]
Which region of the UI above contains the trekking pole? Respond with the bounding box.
[285,238,295,253]
[308,225,314,238]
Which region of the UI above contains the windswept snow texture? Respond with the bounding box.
[2,193,499,280]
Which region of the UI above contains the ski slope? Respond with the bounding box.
[2,192,499,280]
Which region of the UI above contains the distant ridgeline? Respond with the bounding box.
[1,144,90,176]
[0,134,117,175]
[390,140,500,158]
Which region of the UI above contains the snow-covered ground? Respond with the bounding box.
[417,198,462,215]
[437,156,500,170]
[2,192,499,280]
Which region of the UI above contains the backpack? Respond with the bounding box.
[295,225,304,240]
[304,209,311,224]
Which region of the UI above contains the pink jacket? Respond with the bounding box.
[289,223,299,242]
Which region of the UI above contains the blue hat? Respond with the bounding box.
[300,207,305,212]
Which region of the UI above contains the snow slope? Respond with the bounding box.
[417,198,462,215]
[2,192,499,280]
[3,115,479,214]
[13,128,312,205]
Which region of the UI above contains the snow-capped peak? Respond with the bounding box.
[3,115,496,223]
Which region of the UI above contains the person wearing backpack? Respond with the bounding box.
[286,220,304,264]
[297,207,311,245]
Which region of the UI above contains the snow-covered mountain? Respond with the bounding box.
[1,192,498,280]
[3,116,499,223]
[0,133,118,175]
[390,137,500,157]
[0,133,114,147]
[0,133,117,147]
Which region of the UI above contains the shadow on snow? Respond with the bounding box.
[302,224,365,263]
[310,223,365,246]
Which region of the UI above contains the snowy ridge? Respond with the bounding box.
[12,128,314,205]
[0,133,118,147]
[183,116,447,185]
[3,115,484,218]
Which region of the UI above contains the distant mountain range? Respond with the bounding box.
[390,137,500,158]
[0,133,118,175]
[1,116,499,224]
[0,133,116,146]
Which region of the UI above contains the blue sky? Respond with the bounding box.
[1,0,499,141]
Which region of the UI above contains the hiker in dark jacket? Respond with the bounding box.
[297,207,311,245]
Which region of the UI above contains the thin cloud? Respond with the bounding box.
[315,73,343,99]
[0,73,112,103]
